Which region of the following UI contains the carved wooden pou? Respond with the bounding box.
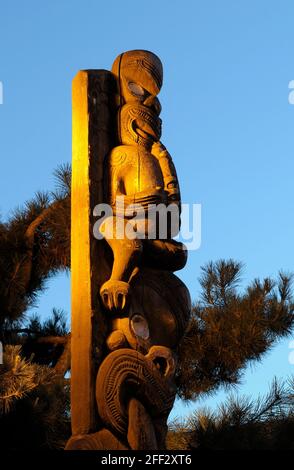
[66,50,191,450]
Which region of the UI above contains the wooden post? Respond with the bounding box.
[71,70,115,435]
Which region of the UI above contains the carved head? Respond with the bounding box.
[112,50,163,111]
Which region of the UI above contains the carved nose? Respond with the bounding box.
[143,95,161,115]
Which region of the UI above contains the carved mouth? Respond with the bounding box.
[135,118,160,141]
[122,103,162,145]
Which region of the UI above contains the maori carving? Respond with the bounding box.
[99,49,187,312]
[96,347,176,436]
[67,50,191,451]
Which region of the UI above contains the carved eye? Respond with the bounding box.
[130,314,149,340]
[128,82,145,97]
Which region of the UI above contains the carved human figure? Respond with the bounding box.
[99,50,187,312]
[93,51,190,450]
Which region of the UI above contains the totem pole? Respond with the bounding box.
[66,50,191,450]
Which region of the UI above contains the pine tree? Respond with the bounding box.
[177,261,294,399]
[0,345,70,449]
[167,377,294,450]
[0,165,293,449]
[0,165,71,449]
[0,164,70,333]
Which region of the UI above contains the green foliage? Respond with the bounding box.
[168,377,294,450]
[166,419,191,450]
[0,165,71,449]
[26,308,68,338]
[0,345,70,449]
[0,345,54,414]
[0,164,70,328]
[177,260,294,399]
[20,308,69,368]
[1,166,294,450]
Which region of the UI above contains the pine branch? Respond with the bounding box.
[36,334,71,376]
[177,260,294,400]
[20,199,66,292]
[168,377,294,450]
[36,335,69,345]
[0,345,55,414]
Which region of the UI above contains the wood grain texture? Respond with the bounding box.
[71,70,115,435]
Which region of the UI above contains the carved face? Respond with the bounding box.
[112,50,163,107]
[119,103,162,147]
[112,50,163,148]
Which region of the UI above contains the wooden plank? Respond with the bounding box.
[71,70,115,435]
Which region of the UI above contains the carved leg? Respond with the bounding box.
[99,216,143,311]
[127,398,158,450]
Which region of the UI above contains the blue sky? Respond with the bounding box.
[0,0,294,420]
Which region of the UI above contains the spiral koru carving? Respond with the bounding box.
[96,347,176,437]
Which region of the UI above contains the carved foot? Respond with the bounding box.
[100,279,130,312]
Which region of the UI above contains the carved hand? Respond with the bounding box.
[151,141,167,158]
[114,188,168,213]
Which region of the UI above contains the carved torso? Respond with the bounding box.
[106,145,166,206]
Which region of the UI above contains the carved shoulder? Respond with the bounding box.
[107,145,136,168]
